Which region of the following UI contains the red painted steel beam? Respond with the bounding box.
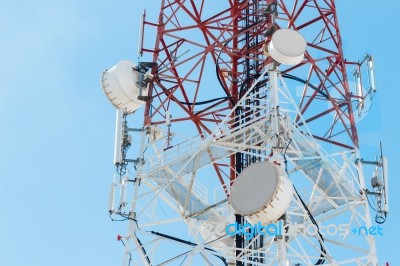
[141,0,360,191]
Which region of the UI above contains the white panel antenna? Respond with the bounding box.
[367,55,377,93]
[109,179,117,214]
[382,156,389,214]
[114,109,124,165]
[364,142,389,223]
[353,54,377,118]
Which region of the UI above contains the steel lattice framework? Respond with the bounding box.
[142,0,359,150]
[107,1,382,265]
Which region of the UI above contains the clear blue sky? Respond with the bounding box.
[0,1,398,265]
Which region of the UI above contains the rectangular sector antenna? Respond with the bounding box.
[114,109,124,165]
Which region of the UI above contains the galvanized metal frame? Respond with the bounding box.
[118,67,378,265]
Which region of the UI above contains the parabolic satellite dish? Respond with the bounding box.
[268,28,307,65]
[101,60,146,113]
[230,161,293,223]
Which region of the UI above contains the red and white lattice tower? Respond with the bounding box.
[102,1,388,265]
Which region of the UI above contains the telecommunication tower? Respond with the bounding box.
[101,1,389,265]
